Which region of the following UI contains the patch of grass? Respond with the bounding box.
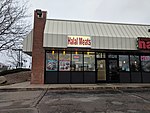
[0,68,31,76]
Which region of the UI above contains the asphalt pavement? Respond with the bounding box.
[0,88,150,113]
[0,82,150,113]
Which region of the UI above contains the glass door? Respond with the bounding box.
[97,60,106,81]
[108,60,119,82]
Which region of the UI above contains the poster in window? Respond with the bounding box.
[72,55,80,62]
[59,60,70,71]
[46,60,57,71]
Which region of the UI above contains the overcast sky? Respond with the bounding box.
[29,0,150,24]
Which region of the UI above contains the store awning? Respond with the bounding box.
[23,19,150,54]
[43,19,150,50]
[23,30,33,55]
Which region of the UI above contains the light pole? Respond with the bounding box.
[12,48,23,68]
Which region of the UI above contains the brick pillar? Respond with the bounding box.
[31,10,47,84]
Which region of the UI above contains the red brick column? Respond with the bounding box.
[31,10,47,84]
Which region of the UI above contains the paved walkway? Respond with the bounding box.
[0,81,150,91]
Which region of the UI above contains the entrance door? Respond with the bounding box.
[108,60,119,82]
[97,60,106,81]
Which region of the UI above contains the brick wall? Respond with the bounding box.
[31,10,47,84]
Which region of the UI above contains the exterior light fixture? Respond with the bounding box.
[36,9,43,18]
[123,61,126,63]
[87,52,90,55]
[75,51,78,54]
[63,50,66,55]
[52,50,55,55]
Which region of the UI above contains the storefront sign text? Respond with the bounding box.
[141,56,150,61]
[137,38,150,50]
[67,36,91,48]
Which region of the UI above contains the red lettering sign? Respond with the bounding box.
[137,38,150,50]
[79,38,91,45]
[68,37,78,45]
[67,36,91,48]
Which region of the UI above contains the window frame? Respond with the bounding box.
[59,51,71,71]
[71,52,84,71]
[130,55,140,72]
[119,55,130,72]
[84,52,95,71]
[46,51,58,71]
[140,55,150,72]
[45,50,97,72]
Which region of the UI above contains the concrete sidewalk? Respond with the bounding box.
[0,81,150,91]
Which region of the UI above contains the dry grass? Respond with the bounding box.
[4,71,31,85]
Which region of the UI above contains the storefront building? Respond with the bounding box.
[23,10,150,84]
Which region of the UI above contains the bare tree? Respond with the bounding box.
[0,0,30,51]
[7,50,30,68]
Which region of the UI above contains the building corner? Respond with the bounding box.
[31,9,47,84]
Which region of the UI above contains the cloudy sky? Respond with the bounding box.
[1,0,150,65]
[29,0,150,24]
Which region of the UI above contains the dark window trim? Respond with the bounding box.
[59,52,71,72]
[130,55,140,72]
[119,55,130,72]
[140,55,150,73]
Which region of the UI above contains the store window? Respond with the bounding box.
[96,52,106,58]
[108,54,117,58]
[46,51,58,71]
[84,52,95,71]
[141,56,150,72]
[130,55,140,72]
[59,52,71,71]
[71,52,83,71]
[119,55,130,71]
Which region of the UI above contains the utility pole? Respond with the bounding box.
[12,48,23,68]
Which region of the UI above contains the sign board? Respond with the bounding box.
[141,56,150,61]
[137,37,150,50]
[67,36,91,48]
[73,55,80,59]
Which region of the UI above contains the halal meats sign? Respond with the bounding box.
[67,36,91,48]
[137,38,150,50]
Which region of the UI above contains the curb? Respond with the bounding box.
[0,88,47,92]
[0,86,150,92]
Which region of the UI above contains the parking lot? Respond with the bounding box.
[0,89,150,113]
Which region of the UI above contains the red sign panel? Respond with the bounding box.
[73,55,80,59]
[137,38,150,50]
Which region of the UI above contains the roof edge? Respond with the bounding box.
[46,18,150,26]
